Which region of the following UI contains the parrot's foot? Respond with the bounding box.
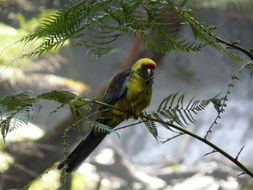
[127,111,139,119]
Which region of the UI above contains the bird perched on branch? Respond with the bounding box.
[58,58,156,172]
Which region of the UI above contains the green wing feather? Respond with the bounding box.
[102,69,131,105]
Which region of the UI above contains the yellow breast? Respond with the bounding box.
[126,73,145,101]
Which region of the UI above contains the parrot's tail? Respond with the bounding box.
[57,130,107,173]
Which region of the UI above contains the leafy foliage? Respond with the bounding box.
[1,1,253,184]
[0,90,113,141]
[154,92,214,128]
[0,11,88,94]
[90,121,115,134]
[172,6,243,62]
[38,90,85,106]
[0,93,39,142]
[39,90,91,123]
[0,10,60,67]
[0,90,215,142]
[19,0,242,61]
[141,115,158,140]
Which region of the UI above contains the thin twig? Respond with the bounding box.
[61,123,78,189]
[215,36,253,60]
[204,62,252,139]
[182,8,253,61]
[161,132,184,144]
[84,98,126,113]
[140,114,253,177]
[62,128,70,190]
[237,171,246,177]
[235,146,245,160]
[201,149,217,157]
[114,121,143,131]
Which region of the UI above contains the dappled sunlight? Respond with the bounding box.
[0,0,253,189]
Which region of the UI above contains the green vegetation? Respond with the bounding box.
[0,0,253,189]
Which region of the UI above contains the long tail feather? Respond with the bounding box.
[57,130,106,173]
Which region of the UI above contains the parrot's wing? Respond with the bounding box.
[102,69,131,105]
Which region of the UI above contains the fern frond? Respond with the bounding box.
[142,31,205,53]
[37,90,87,107]
[85,47,120,58]
[90,121,115,134]
[152,112,176,132]
[21,2,87,43]
[38,90,77,104]
[141,115,158,140]
[0,90,89,141]
[155,92,213,128]
[0,93,37,112]
[0,90,122,141]
[21,1,106,57]
[20,0,209,58]
[0,93,39,141]
[0,116,11,142]
[172,6,243,62]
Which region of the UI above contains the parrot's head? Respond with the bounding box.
[131,58,156,80]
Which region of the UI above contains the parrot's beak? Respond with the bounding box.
[147,68,152,75]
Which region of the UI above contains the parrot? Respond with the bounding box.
[58,58,156,172]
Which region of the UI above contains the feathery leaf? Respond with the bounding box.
[155,92,213,128]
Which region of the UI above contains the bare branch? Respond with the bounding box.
[139,114,253,177]
[161,132,184,144]
[205,62,252,139]
[114,121,143,131]
[201,149,217,157]
[235,146,245,160]
[237,171,247,177]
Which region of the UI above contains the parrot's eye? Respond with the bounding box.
[138,65,154,78]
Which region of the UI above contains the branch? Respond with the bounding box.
[235,146,245,160]
[160,132,184,144]
[198,23,253,60]
[140,114,253,177]
[82,98,126,113]
[201,149,217,157]
[204,62,251,139]
[215,36,253,60]
[72,98,253,177]
[114,121,143,131]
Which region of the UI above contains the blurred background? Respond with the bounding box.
[0,0,253,190]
